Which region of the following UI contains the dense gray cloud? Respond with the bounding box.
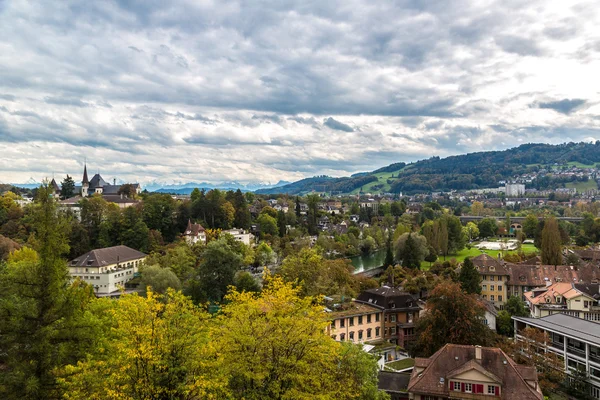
[538,99,587,115]
[0,0,599,185]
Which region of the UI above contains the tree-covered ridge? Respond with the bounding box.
[261,141,600,194]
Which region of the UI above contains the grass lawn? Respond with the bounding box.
[566,161,596,168]
[349,167,407,194]
[565,180,598,192]
[386,358,415,371]
[420,243,538,270]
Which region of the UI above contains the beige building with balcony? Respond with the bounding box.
[69,245,146,294]
[328,302,384,344]
[407,344,543,400]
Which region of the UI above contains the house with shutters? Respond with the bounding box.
[327,301,384,344]
[407,344,543,400]
[471,254,510,308]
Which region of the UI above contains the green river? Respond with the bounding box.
[350,249,387,274]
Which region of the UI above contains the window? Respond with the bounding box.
[465,383,472,393]
[331,335,336,340]
[497,285,502,291]
[340,333,345,341]
[498,295,503,302]
[349,332,354,341]
[490,285,494,291]
[349,317,354,327]
[390,314,396,323]
[358,330,363,340]
[384,328,388,337]
[375,327,380,337]
[490,295,495,301]
[367,314,372,323]
[375,313,380,322]
[490,276,495,281]
[453,382,461,391]
[358,315,363,325]
[367,328,372,338]
[340,319,345,328]
[483,284,487,291]
[488,385,496,394]
[391,327,396,335]
[483,275,487,281]
[585,301,590,308]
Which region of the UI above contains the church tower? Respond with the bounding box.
[82,163,89,197]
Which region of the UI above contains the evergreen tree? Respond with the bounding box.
[0,183,96,399]
[384,231,394,267]
[541,217,562,265]
[295,196,301,217]
[60,175,75,199]
[398,233,421,269]
[458,257,481,294]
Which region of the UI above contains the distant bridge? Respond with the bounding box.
[459,216,584,223]
[354,266,386,278]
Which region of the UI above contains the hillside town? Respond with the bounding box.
[3,160,600,399]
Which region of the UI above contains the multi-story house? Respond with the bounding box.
[524,282,600,320]
[68,245,146,295]
[506,262,600,301]
[183,219,206,245]
[357,286,421,348]
[407,344,543,400]
[513,313,600,399]
[472,254,510,308]
[327,301,383,344]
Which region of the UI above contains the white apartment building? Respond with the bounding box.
[69,245,146,294]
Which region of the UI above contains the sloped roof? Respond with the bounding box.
[89,173,107,189]
[357,286,420,311]
[472,254,510,276]
[378,371,410,394]
[513,313,600,346]
[408,344,542,399]
[82,164,89,184]
[506,263,600,287]
[184,219,205,236]
[50,178,60,192]
[574,249,600,261]
[69,245,146,267]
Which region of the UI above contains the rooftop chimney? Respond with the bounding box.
[475,345,482,361]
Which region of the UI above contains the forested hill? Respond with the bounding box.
[256,142,600,195]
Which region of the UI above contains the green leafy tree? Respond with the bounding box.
[541,217,562,265]
[458,257,481,295]
[257,213,278,237]
[139,264,181,295]
[477,217,498,238]
[117,183,137,198]
[60,175,76,199]
[411,281,494,357]
[0,183,97,399]
[234,271,261,293]
[395,232,428,269]
[188,238,242,303]
[522,214,539,238]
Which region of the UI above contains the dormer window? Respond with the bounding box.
[490,266,495,272]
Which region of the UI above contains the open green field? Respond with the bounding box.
[566,161,596,168]
[565,180,598,192]
[349,167,406,194]
[420,243,538,270]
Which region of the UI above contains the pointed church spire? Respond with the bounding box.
[82,162,89,184]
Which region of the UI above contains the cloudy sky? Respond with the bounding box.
[1,0,599,185]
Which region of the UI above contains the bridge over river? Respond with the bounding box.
[459,216,584,223]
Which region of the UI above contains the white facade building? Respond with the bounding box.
[505,183,526,197]
[68,245,146,294]
[222,228,254,246]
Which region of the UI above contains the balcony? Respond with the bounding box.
[566,346,586,359]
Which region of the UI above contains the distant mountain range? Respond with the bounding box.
[11,179,292,193]
[256,142,600,195]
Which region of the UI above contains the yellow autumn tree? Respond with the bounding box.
[215,275,388,400]
[60,289,227,400]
